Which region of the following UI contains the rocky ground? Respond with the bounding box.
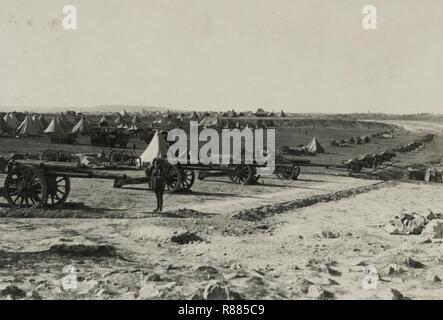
[0,120,442,300]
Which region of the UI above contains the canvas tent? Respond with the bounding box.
[98,115,109,127]
[127,123,140,132]
[114,114,123,125]
[57,114,71,131]
[38,115,48,128]
[117,122,129,129]
[139,131,169,164]
[17,114,39,136]
[0,116,12,134]
[305,137,325,154]
[32,114,44,132]
[44,116,66,134]
[253,108,268,117]
[120,109,128,117]
[71,117,89,135]
[4,113,20,129]
[189,111,199,119]
[226,110,237,117]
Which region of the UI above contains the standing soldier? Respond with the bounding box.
[151,158,166,212]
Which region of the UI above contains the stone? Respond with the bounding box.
[202,282,230,300]
[422,219,443,239]
[383,224,399,235]
[404,257,425,269]
[321,231,340,239]
[195,266,219,280]
[138,283,161,299]
[327,267,342,277]
[146,273,162,282]
[391,289,411,300]
[26,290,42,300]
[307,285,335,300]
[0,285,26,299]
[387,264,407,276]
[400,213,414,221]
[427,210,437,220]
[171,231,203,245]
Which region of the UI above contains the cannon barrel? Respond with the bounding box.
[13,160,128,180]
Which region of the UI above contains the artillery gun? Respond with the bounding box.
[90,126,130,148]
[0,155,194,209]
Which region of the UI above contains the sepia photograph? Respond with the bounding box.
[0,0,442,307]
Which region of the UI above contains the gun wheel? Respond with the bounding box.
[41,149,58,161]
[45,175,71,206]
[4,165,48,208]
[228,164,255,185]
[179,168,195,191]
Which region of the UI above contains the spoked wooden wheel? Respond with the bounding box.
[178,168,195,192]
[165,165,182,193]
[45,175,71,206]
[292,166,301,180]
[57,150,72,162]
[276,166,301,180]
[41,149,58,161]
[4,165,48,208]
[228,164,255,185]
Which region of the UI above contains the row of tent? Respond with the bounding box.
[96,113,280,131]
[138,131,325,167]
[0,112,88,136]
[1,113,49,136]
[97,108,287,129]
[1,108,289,137]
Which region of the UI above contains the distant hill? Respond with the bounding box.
[0,105,173,114]
[81,105,172,114]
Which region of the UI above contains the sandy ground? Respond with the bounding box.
[0,120,442,300]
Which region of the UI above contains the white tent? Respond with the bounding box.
[57,113,71,131]
[114,113,123,125]
[189,111,199,119]
[98,115,109,127]
[32,114,44,132]
[305,137,325,154]
[117,122,129,129]
[0,116,12,134]
[127,123,140,132]
[18,114,39,136]
[139,131,169,164]
[38,114,48,128]
[4,113,20,129]
[120,109,128,117]
[71,117,89,135]
[44,116,66,134]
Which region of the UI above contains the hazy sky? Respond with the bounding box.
[1,0,443,113]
